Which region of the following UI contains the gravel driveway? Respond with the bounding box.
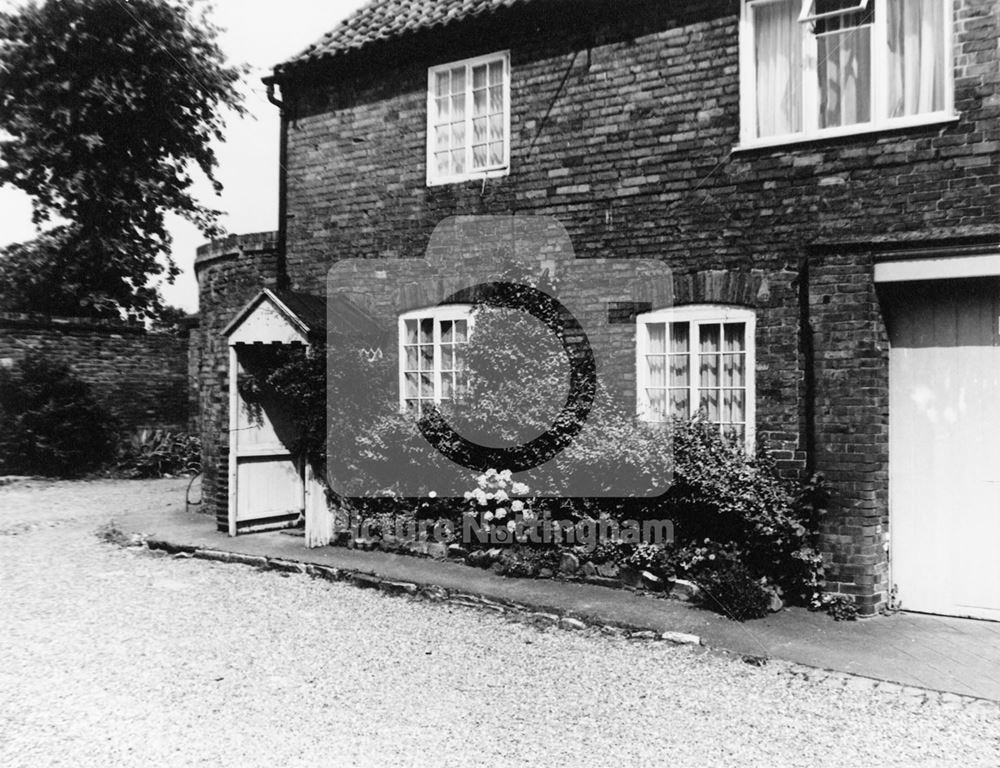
[1,479,999,767]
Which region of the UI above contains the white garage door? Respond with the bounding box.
[888,277,1000,621]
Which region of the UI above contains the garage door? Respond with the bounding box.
[887,277,1000,621]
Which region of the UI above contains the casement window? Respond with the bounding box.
[636,306,756,447]
[739,0,953,147]
[426,51,510,186]
[398,306,473,415]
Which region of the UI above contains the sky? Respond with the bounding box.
[0,0,371,313]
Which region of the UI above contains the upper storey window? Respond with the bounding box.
[740,0,953,147]
[427,52,511,186]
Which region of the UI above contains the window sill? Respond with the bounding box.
[426,167,510,188]
[733,113,959,153]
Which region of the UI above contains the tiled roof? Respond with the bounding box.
[276,0,529,72]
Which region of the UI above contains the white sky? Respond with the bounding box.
[0,0,371,313]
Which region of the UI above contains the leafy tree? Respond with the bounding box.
[0,0,245,318]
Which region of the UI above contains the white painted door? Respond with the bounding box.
[888,278,1000,621]
[229,347,304,534]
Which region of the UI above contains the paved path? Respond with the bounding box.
[2,479,999,767]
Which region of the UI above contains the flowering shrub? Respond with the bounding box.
[462,468,536,539]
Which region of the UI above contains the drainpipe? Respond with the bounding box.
[799,255,816,476]
[265,78,291,291]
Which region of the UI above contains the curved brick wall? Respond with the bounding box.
[194,231,280,528]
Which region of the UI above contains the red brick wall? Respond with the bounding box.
[259,0,1000,611]
[194,232,281,530]
[0,314,190,434]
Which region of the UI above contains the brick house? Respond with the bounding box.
[204,0,999,618]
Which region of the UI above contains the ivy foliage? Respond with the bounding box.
[0,0,245,319]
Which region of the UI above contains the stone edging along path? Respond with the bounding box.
[142,537,703,646]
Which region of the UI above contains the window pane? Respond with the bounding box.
[473,64,487,89]
[451,94,465,121]
[489,113,504,141]
[724,323,744,352]
[419,346,433,371]
[723,354,745,388]
[887,0,945,117]
[434,97,450,125]
[404,373,418,398]
[452,150,466,174]
[405,346,418,371]
[435,71,450,98]
[419,318,433,343]
[454,346,466,371]
[489,60,503,86]
[441,346,454,370]
[669,389,689,418]
[405,319,418,345]
[435,152,450,177]
[647,323,666,354]
[472,144,487,169]
[489,142,504,166]
[647,389,667,421]
[699,324,721,355]
[700,388,720,423]
[754,0,802,137]
[454,320,468,342]
[442,374,454,400]
[699,326,720,390]
[420,374,434,398]
[451,123,466,149]
[441,320,454,342]
[647,355,666,388]
[670,322,689,353]
[473,88,487,116]
[669,354,689,387]
[450,67,465,93]
[724,389,746,424]
[473,117,487,144]
[434,126,449,151]
[489,85,504,113]
[818,25,872,128]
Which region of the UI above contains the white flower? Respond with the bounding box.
[484,511,495,522]
[499,469,513,482]
[463,491,473,501]
[511,482,530,496]
[495,507,507,519]
[506,521,517,532]
[485,468,498,479]
[511,500,524,513]
[477,475,489,489]
[493,489,509,503]
[428,491,437,499]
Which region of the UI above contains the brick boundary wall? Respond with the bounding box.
[193,232,281,529]
[0,313,191,435]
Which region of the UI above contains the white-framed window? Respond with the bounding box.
[426,51,511,186]
[636,306,756,447]
[398,306,473,415]
[739,0,954,148]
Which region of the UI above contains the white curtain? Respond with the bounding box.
[755,0,802,137]
[888,0,946,117]
[818,24,872,128]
